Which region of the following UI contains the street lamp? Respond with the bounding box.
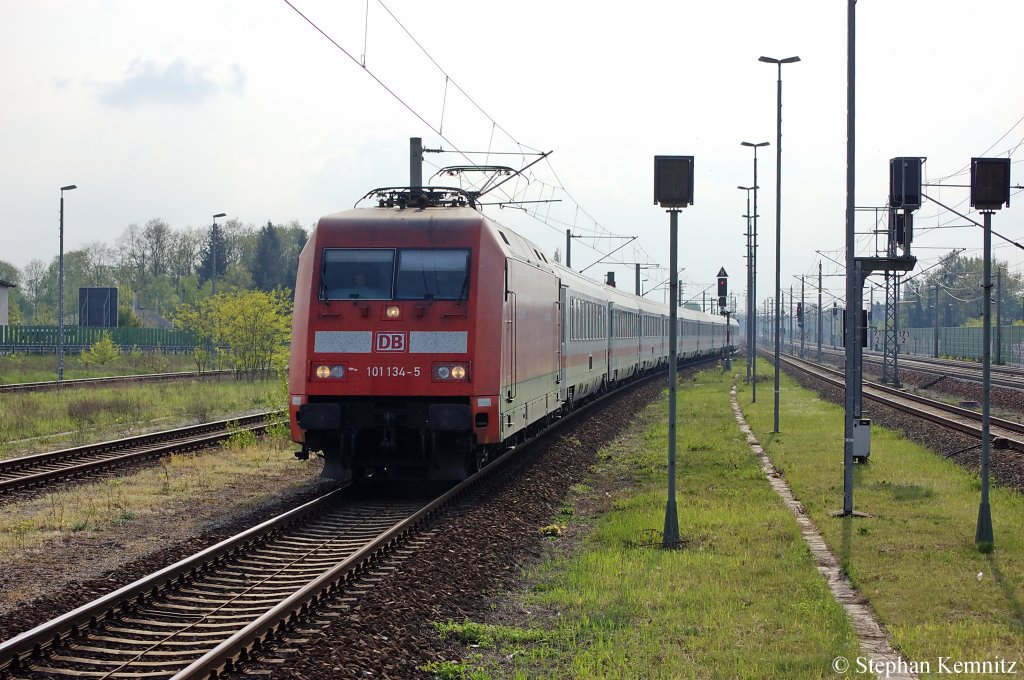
[741,140,769,402]
[211,213,226,295]
[759,55,800,433]
[58,184,77,384]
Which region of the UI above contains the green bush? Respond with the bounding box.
[81,333,120,366]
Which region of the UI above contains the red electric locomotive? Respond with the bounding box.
[289,187,736,480]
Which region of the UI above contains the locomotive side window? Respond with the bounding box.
[321,249,395,300]
[396,249,470,300]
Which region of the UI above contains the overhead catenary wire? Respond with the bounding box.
[282,0,657,275]
[929,110,1024,183]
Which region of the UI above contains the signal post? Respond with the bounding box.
[653,155,694,549]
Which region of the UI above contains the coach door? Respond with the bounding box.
[504,260,517,403]
[606,302,614,383]
[557,284,566,393]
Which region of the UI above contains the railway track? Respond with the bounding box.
[799,344,1024,391]
[778,354,1024,452]
[0,432,504,678]
[0,371,233,395]
[0,359,701,679]
[0,412,284,497]
[0,483,442,680]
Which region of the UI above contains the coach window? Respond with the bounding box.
[396,249,470,300]
[321,249,394,300]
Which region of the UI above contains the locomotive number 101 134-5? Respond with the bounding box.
[363,365,422,378]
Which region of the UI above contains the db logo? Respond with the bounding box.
[374,332,407,352]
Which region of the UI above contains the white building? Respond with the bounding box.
[0,280,14,326]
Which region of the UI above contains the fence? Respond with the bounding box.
[747,317,1024,368]
[0,325,198,352]
[898,325,1024,367]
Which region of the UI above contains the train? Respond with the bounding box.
[288,186,738,480]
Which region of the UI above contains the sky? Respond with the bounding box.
[2,0,1023,313]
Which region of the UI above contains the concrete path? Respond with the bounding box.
[730,382,918,680]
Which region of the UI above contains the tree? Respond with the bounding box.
[142,218,172,278]
[0,260,20,285]
[247,220,308,292]
[900,250,1024,327]
[176,289,292,379]
[277,221,309,293]
[81,241,117,286]
[81,332,120,365]
[901,276,930,329]
[47,249,94,325]
[118,223,148,290]
[168,228,202,284]
[138,275,178,318]
[118,300,143,327]
[197,222,230,288]
[20,259,47,323]
[252,222,283,291]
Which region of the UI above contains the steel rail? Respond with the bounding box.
[779,354,1024,450]
[808,345,1024,390]
[0,370,234,394]
[0,411,284,496]
[0,485,352,674]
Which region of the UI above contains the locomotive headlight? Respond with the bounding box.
[432,363,469,381]
[314,364,346,379]
[385,305,401,319]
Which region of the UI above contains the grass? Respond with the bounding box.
[0,350,195,384]
[0,425,306,555]
[427,370,861,679]
[737,368,1024,669]
[0,377,284,457]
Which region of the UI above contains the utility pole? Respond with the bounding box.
[800,276,806,359]
[977,210,995,550]
[741,142,768,399]
[741,185,755,386]
[817,263,823,362]
[841,0,857,516]
[996,267,1003,365]
[869,286,875,350]
[933,283,940,358]
[58,184,77,384]
[789,285,794,353]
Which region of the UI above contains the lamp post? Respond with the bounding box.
[211,213,226,295]
[58,184,77,384]
[759,55,800,434]
[741,141,769,402]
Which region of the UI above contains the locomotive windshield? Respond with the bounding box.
[320,248,470,301]
[321,249,395,300]
[396,249,469,300]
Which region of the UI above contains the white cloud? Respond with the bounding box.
[98,58,245,108]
